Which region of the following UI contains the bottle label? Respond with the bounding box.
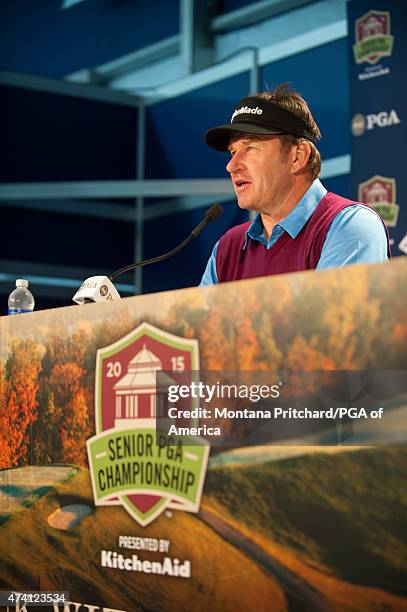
[8,308,33,315]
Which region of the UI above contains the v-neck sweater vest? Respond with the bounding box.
[216,192,390,282]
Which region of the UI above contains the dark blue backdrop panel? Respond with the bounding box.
[0,0,179,78]
[348,0,406,257]
[142,199,247,293]
[0,85,138,181]
[322,174,351,199]
[144,72,250,181]
[261,39,350,160]
[0,205,134,272]
[219,0,264,13]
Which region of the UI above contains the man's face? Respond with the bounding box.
[226,134,292,213]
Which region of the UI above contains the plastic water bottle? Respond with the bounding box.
[8,279,35,315]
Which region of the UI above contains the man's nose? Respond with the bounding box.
[226,152,244,174]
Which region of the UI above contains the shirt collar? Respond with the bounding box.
[245,178,327,247]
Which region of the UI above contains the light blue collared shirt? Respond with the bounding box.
[200,179,389,286]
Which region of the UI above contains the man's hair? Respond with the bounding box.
[254,84,321,179]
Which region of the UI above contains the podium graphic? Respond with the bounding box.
[1,262,406,611]
[87,322,209,526]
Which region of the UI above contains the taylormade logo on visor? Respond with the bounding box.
[231,106,263,122]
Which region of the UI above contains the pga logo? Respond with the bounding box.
[351,109,401,136]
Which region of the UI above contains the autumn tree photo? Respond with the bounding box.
[0,339,42,468]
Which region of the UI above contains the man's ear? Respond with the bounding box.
[291,140,311,174]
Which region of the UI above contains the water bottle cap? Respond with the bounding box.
[16,279,29,288]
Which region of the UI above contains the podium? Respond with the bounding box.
[0,260,406,612]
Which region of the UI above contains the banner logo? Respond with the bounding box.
[351,110,401,136]
[353,10,394,65]
[87,322,209,526]
[358,175,399,227]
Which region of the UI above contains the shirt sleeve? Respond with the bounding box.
[199,241,219,286]
[317,204,389,270]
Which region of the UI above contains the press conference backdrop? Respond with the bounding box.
[348,0,407,256]
[1,0,405,310]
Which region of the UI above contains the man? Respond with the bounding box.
[200,84,390,286]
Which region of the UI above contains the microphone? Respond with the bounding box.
[72,203,223,304]
[72,276,121,305]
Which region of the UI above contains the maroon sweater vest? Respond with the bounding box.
[216,192,390,282]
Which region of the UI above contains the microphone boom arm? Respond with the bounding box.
[109,234,194,281]
[109,203,223,282]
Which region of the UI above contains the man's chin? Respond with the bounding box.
[236,197,256,211]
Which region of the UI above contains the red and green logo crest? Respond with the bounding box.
[87,322,209,526]
[353,10,394,65]
[359,175,399,228]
